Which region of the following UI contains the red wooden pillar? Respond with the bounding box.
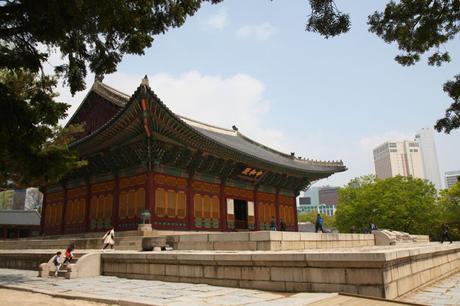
[275,189,280,230]
[187,178,194,230]
[61,185,68,234]
[220,184,227,231]
[253,190,259,231]
[146,171,154,213]
[147,170,156,226]
[85,179,91,232]
[40,190,47,235]
[293,199,299,232]
[113,174,120,230]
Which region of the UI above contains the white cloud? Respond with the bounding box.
[59,71,284,149]
[206,11,227,30]
[236,23,277,41]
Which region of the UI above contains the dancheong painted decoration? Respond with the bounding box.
[41,76,346,234]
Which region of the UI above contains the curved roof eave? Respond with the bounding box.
[69,81,347,176]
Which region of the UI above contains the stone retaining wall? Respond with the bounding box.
[102,244,460,299]
[168,231,375,251]
[0,252,55,270]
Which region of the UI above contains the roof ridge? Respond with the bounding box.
[179,115,236,135]
[94,81,130,99]
[92,81,129,106]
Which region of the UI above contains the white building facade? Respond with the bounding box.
[415,128,442,190]
[373,141,424,179]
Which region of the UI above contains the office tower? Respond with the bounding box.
[373,141,424,179]
[415,128,442,190]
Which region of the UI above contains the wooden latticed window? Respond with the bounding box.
[155,188,187,219]
[211,196,219,219]
[155,188,165,217]
[193,194,202,218]
[203,196,211,218]
[167,190,176,217]
[177,191,187,219]
[193,194,220,219]
[119,188,144,219]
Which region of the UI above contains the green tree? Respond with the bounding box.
[438,182,460,240]
[0,69,85,187]
[2,0,459,187]
[335,175,440,237]
[0,0,222,187]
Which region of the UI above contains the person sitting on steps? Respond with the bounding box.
[63,243,75,265]
[51,251,62,277]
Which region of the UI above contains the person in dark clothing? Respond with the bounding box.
[441,223,452,244]
[315,213,324,233]
[280,218,286,231]
[270,216,277,231]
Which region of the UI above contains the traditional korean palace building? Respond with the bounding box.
[41,77,346,235]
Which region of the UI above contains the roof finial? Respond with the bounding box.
[141,75,149,87]
[95,74,104,82]
[232,125,238,131]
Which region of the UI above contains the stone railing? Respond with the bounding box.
[374,230,430,246]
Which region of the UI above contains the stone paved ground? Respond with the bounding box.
[0,268,405,306]
[0,268,335,306]
[400,272,460,306]
[0,288,111,306]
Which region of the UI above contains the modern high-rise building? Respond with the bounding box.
[373,141,424,179]
[415,128,442,190]
[445,170,460,189]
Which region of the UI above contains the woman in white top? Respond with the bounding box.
[102,227,115,250]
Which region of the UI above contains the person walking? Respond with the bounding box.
[102,227,115,250]
[51,251,62,277]
[441,223,452,244]
[270,216,277,231]
[315,213,324,233]
[280,218,286,231]
[370,222,378,232]
[63,243,75,265]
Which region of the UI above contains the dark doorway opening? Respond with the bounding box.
[234,199,248,230]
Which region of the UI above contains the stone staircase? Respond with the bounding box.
[53,253,82,278]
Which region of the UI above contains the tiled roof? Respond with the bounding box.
[70,81,346,174]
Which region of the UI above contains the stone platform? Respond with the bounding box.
[0,230,453,302]
[101,243,460,299]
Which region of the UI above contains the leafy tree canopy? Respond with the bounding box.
[335,175,439,236]
[438,182,460,240]
[1,0,459,187]
[0,0,222,187]
[0,69,85,187]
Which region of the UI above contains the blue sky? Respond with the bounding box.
[58,0,460,188]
